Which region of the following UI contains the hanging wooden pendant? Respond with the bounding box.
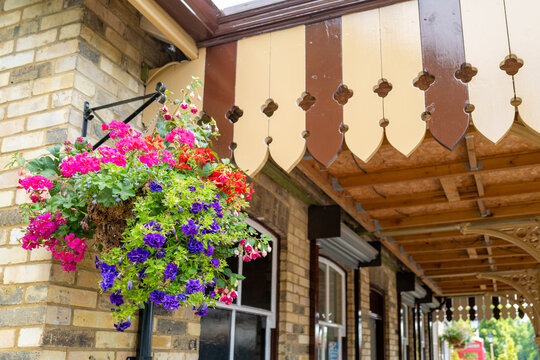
[419,0,469,150]
[305,18,344,168]
[204,42,237,160]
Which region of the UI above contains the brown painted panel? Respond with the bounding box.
[203,42,237,159]
[306,18,343,167]
[419,0,469,150]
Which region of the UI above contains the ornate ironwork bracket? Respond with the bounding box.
[82,82,166,150]
[461,219,540,262]
[479,270,540,341]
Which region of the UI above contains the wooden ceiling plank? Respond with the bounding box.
[426,264,540,277]
[421,256,535,271]
[360,180,540,211]
[377,201,540,229]
[415,251,527,264]
[338,151,540,189]
[440,177,461,202]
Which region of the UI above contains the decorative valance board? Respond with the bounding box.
[144,0,540,177]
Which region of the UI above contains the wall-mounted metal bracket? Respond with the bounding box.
[82,82,167,150]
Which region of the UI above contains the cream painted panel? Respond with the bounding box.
[268,26,306,173]
[380,1,425,157]
[143,48,206,127]
[505,0,540,134]
[233,33,270,176]
[461,0,513,143]
[342,9,384,162]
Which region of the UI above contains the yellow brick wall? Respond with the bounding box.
[0,0,193,359]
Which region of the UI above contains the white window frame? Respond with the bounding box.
[213,218,277,360]
[401,303,409,360]
[317,257,346,360]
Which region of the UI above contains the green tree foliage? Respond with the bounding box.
[478,318,537,360]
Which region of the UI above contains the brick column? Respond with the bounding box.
[0,0,198,358]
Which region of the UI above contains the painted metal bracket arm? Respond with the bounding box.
[82,82,167,150]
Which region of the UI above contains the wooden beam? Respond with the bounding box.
[128,0,198,60]
[426,264,540,277]
[440,177,460,202]
[338,151,540,189]
[467,248,478,259]
[465,135,478,169]
[155,0,219,41]
[359,181,540,211]
[414,249,526,263]
[377,201,540,229]
[404,238,515,254]
[421,256,536,271]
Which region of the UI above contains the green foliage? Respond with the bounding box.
[478,318,538,360]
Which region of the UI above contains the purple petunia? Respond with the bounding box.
[185,279,203,295]
[187,237,203,254]
[208,219,220,234]
[144,233,166,248]
[143,220,162,231]
[110,290,124,306]
[194,301,208,316]
[188,186,196,192]
[211,258,220,268]
[162,294,181,310]
[177,205,183,213]
[203,245,214,257]
[138,268,148,279]
[114,320,131,332]
[164,262,178,281]
[99,262,118,291]
[181,219,199,236]
[150,181,163,192]
[156,248,167,259]
[190,202,204,214]
[127,247,150,263]
[127,280,133,291]
[150,290,166,304]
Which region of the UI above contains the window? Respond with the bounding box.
[316,257,346,360]
[199,219,277,360]
[370,288,385,360]
[400,304,410,360]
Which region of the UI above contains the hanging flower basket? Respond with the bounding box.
[441,322,471,349]
[13,78,271,331]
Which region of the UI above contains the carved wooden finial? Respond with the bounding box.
[421,111,431,122]
[195,111,211,125]
[264,136,273,145]
[500,54,524,76]
[455,63,478,83]
[340,123,349,133]
[226,105,243,123]
[510,96,522,107]
[333,84,353,105]
[297,91,316,111]
[373,79,393,98]
[261,98,278,117]
[301,130,310,139]
[464,103,475,114]
[379,118,389,128]
[413,71,435,91]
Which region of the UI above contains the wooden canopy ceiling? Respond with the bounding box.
[299,127,540,296]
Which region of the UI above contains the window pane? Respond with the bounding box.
[326,326,340,360]
[241,244,273,310]
[318,263,327,321]
[234,312,266,360]
[328,267,342,324]
[199,308,232,360]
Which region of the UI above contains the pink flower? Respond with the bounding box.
[99,147,127,167]
[139,151,161,167]
[190,104,198,114]
[161,150,177,167]
[59,153,101,178]
[180,102,188,110]
[165,128,195,148]
[115,134,149,155]
[105,121,133,139]
[18,175,53,192]
[164,113,172,120]
[22,213,66,250]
